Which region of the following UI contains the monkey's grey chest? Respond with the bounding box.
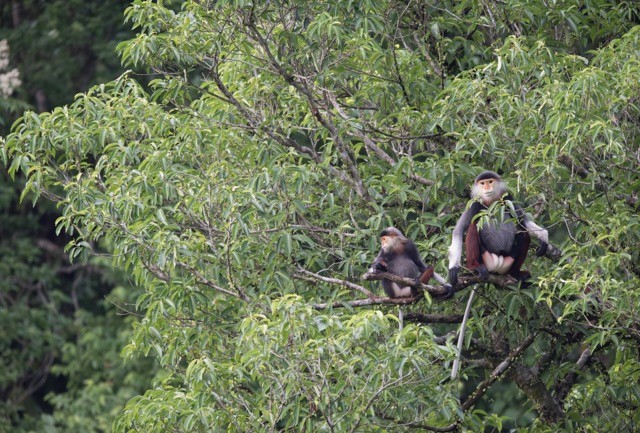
[479,218,516,255]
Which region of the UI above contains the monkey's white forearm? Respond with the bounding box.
[448,235,463,269]
[524,220,548,244]
[449,209,473,270]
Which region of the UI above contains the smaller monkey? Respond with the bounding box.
[370,227,451,298]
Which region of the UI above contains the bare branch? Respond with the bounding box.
[363,269,528,294]
[296,267,376,298]
[509,364,565,424]
[555,346,592,403]
[311,269,526,310]
[313,293,423,310]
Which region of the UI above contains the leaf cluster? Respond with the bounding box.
[3,0,640,431]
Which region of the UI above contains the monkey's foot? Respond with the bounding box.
[511,270,531,281]
[474,264,489,281]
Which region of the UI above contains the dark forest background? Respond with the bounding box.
[1,2,156,431]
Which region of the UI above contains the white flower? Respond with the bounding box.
[0,39,21,96]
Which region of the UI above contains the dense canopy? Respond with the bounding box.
[3,0,640,431]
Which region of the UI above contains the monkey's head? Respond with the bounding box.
[379,227,406,252]
[472,171,506,205]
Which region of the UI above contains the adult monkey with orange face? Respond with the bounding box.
[448,171,549,287]
[448,171,550,379]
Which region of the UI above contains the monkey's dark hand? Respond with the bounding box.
[442,284,455,299]
[448,266,459,287]
[475,264,489,281]
[535,242,549,257]
[372,261,387,272]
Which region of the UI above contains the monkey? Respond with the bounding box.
[448,171,549,379]
[370,227,452,298]
[448,171,549,287]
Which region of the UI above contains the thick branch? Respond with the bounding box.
[509,364,565,424]
[362,270,456,297]
[364,269,524,294]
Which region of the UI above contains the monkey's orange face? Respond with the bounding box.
[475,178,500,202]
[479,178,495,192]
[380,235,390,250]
[380,235,396,252]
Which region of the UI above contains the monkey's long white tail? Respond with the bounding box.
[451,286,477,380]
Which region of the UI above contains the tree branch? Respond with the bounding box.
[312,269,528,310]
[555,346,592,403]
[403,312,465,324]
[558,154,637,208]
[461,332,538,411]
[363,269,522,293]
[325,93,436,186]
[509,364,565,424]
[296,267,376,298]
[244,16,370,199]
[313,293,424,310]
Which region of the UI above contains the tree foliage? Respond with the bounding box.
[0,2,152,431]
[3,0,640,431]
[0,0,133,119]
[0,170,156,432]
